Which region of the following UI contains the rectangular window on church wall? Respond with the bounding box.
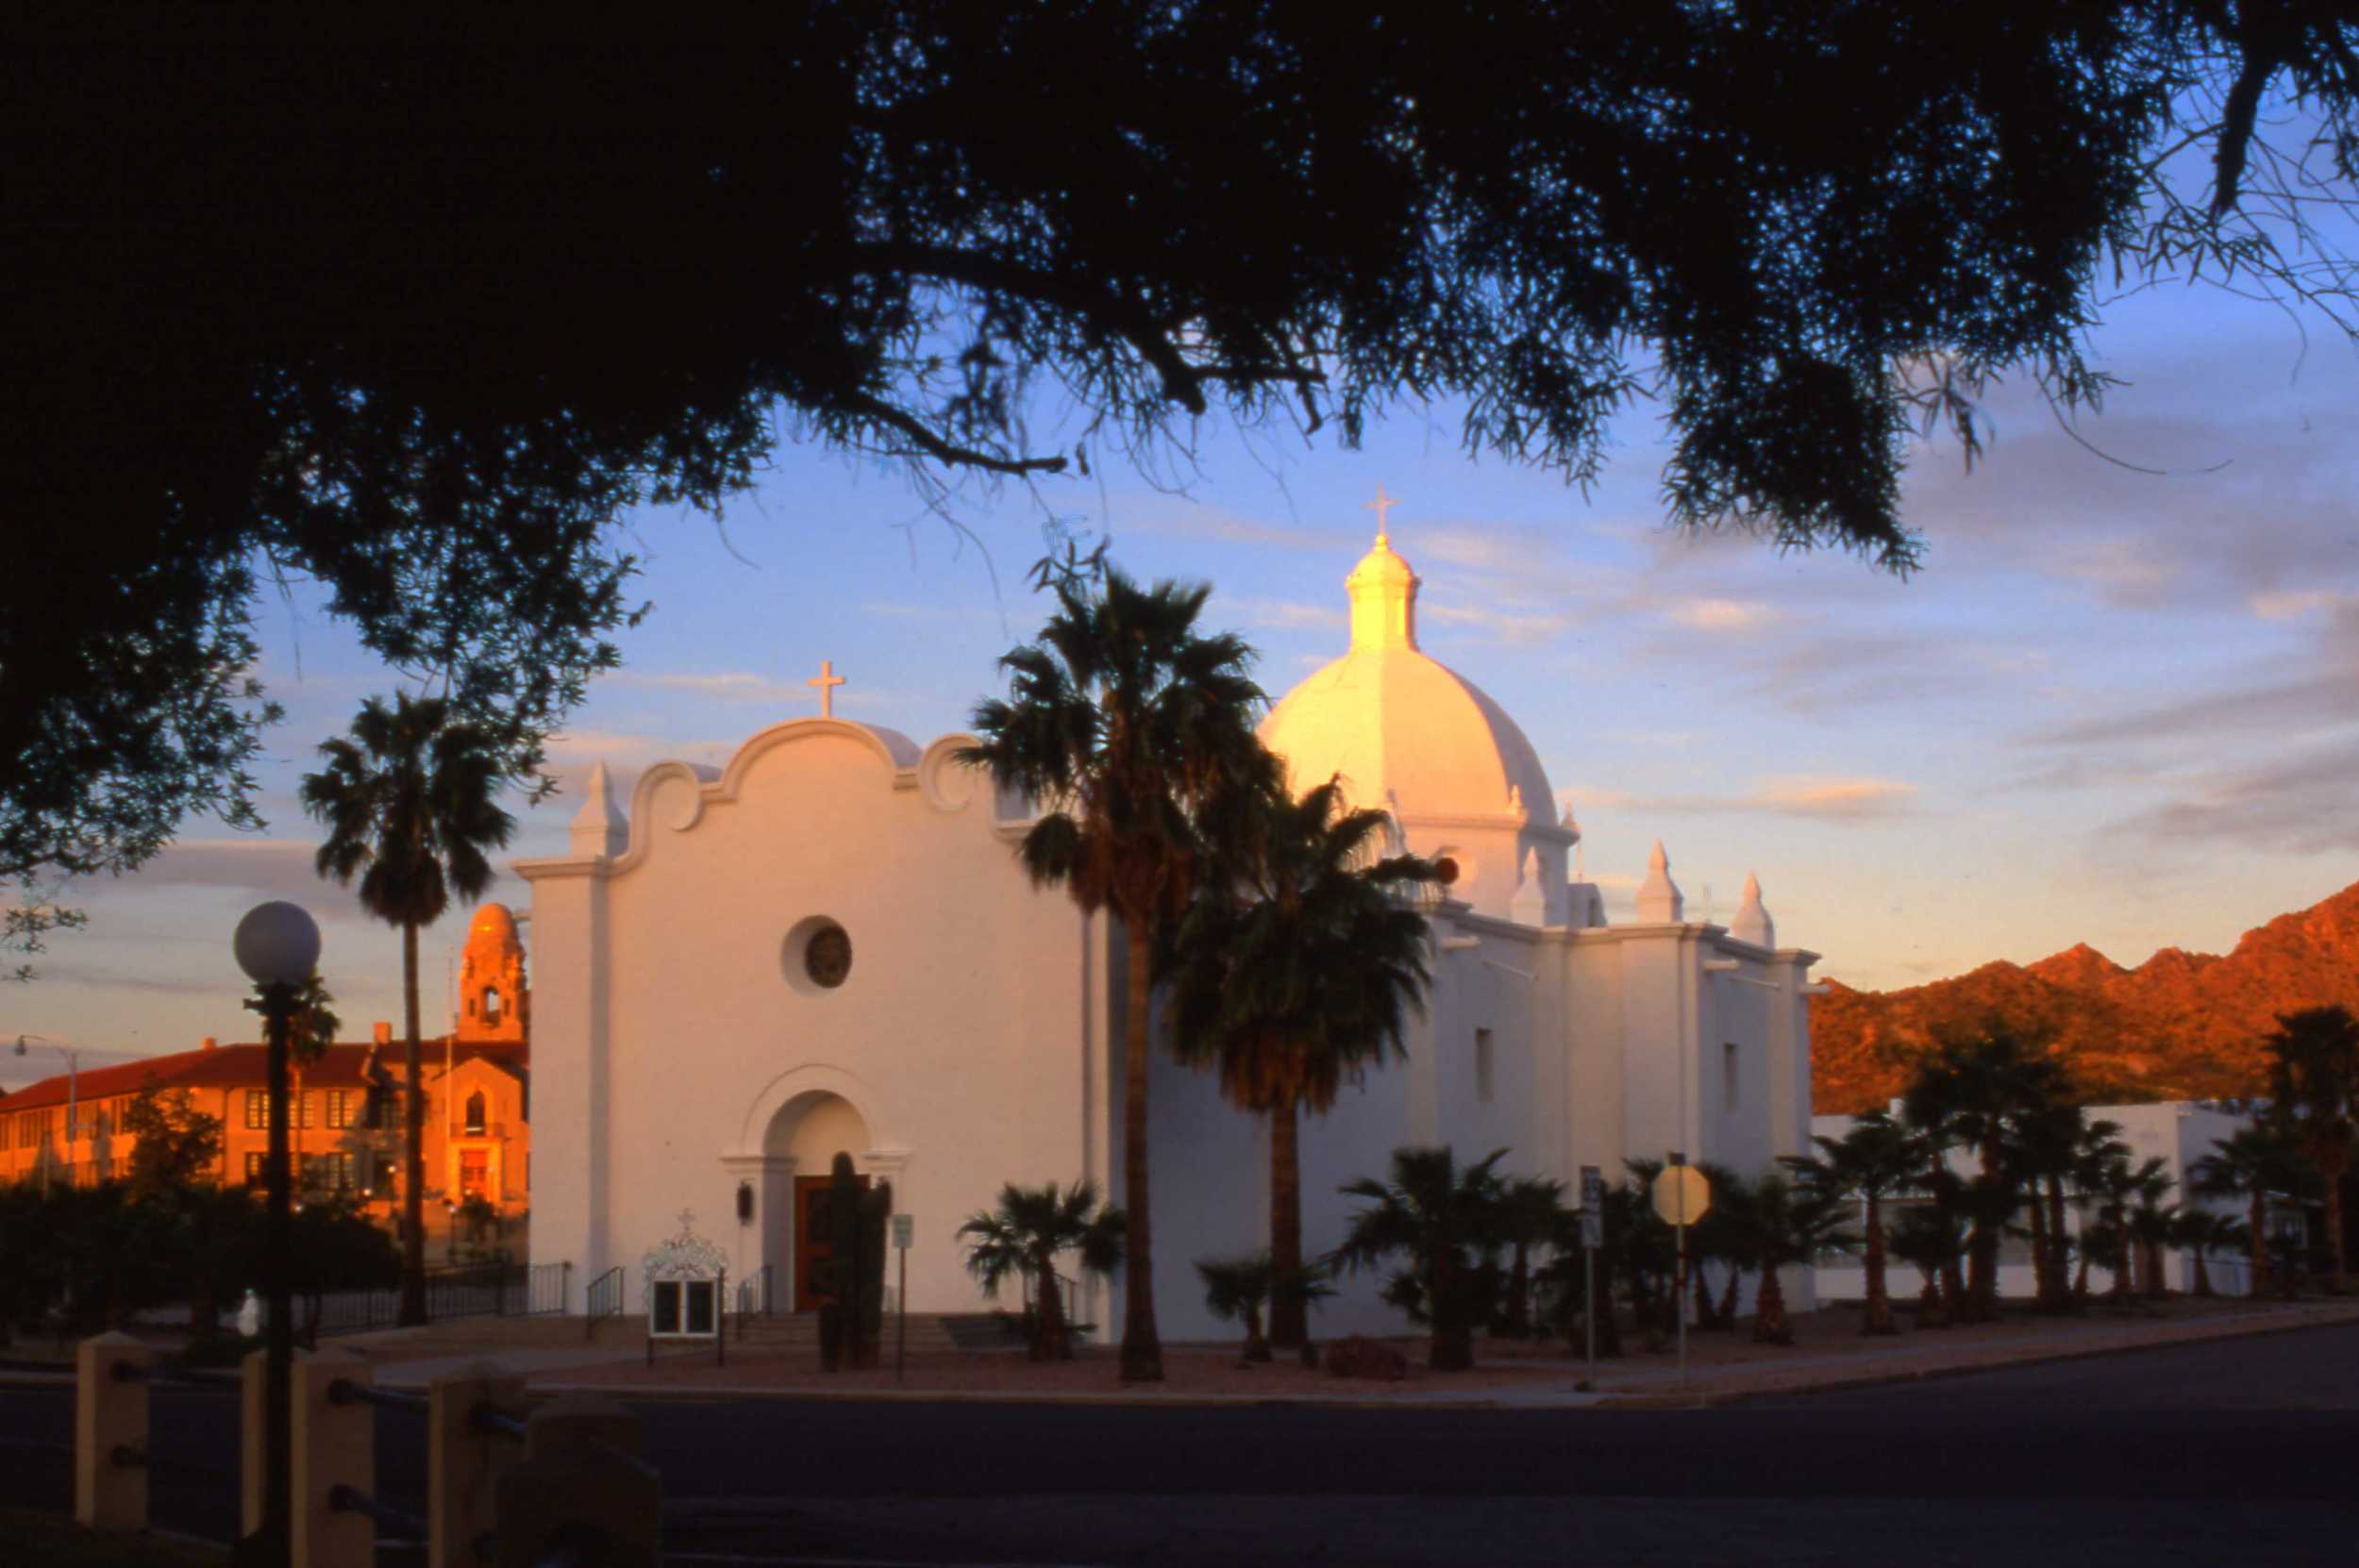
[1475,1028,1495,1105]
[1723,1043,1739,1114]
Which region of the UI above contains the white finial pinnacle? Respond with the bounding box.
[1732,871,1775,948]
[1367,483,1400,544]
[807,659,845,719]
[1636,839,1683,924]
[569,759,627,856]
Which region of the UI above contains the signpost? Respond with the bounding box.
[1650,1158,1711,1389]
[1578,1165,1604,1384]
[891,1213,913,1384]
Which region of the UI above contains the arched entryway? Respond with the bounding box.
[761,1091,873,1312]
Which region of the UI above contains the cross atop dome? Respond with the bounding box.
[1366,483,1401,545]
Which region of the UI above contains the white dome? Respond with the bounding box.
[1258,528,1568,922]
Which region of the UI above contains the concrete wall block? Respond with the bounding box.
[498,1394,659,1568]
[75,1331,150,1533]
[430,1372,527,1568]
[293,1354,374,1568]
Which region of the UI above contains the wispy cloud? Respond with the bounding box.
[1661,597,1782,634]
[1752,776,1918,820]
[1221,598,1346,632]
[2249,589,2347,621]
[2099,741,2359,855]
[1422,603,1577,646]
[1573,776,1917,824]
[605,671,809,704]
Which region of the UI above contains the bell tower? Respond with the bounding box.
[457,903,528,1043]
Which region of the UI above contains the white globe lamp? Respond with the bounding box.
[233,900,321,988]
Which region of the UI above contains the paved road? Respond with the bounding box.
[6,1322,2356,1564]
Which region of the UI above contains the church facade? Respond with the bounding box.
[519,526,1821,1337]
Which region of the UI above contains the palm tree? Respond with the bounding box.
[2064,1117,2131,1304]
[1169,776,1436,1351]
[300,691,514,1326]
[2170,1209,2246,1298]
[1887,1203,1964,1327]
[1491,1176,1566,1339]
[2126,1181,2180,1298]
[2263,1005,2359,1293]
[1194,1252,1332,1362]
[962,567,1267,1380]
[1330,1145,1508,1371]
[1900,1021,2067,1322]
[1715,1172,1853,1344]
[1784,1110,1920,1335]
[2082,1153,2172,1302]
[2190,1122,2310,1297]
[957,1179,1126,1361]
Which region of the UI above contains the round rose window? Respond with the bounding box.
[804,924,852,988]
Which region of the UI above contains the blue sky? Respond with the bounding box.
[8,279,2359,1088]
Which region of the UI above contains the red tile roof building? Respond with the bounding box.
[2,905,532,1227]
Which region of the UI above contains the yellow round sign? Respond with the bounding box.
[1650,1164,1711,1226]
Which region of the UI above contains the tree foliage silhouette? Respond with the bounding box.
[10,13,2359,954]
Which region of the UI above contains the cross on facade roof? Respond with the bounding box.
[678,1208,697,1234]
[1366,483,1401,543]
[806,659,845,719]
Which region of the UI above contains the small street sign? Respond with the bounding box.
[1579,1164,1604,1210]
[1579,1209,1603,1250]
[1650,1163,1711,1226]
[891,1213,913,1250]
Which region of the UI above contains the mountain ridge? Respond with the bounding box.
[1808,879,2359,1114]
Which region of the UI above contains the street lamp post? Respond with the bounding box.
[14,1034,81,1191]
[232,900,319,1568]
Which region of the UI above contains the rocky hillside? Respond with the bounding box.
[1810,879,2359,1113]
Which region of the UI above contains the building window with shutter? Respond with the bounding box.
[244,1091,268,1129]
[464,1091,487,1136]
[326,1091,351,1128]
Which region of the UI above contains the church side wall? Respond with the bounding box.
[1563,938,1628,1183]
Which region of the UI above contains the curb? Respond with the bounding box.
[498,1302,2359,1411]
[1597,1300,2359,1409]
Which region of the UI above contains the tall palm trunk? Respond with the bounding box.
[1032,1246,1068,1361]
[1429,1248,1473,1371]
[2043,1177,2073,1312]
[2248,1190,2270,1295]
[1120,924,1163,1381]
[1861,1194,1895,1336]
[1966,1142,2001,1321]
[1505,1241,1533,1336]
[398,922,427,1326]
[1752,1267,1790,1345]
[2320,1148,2349,1293]
[2026,1188,2051,1306]
[1266,1097,1307,1349]
[2190,1249,2213,1297]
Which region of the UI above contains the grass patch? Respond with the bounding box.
[0,1509,226,1567]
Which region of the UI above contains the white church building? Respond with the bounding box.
[518,522,1822,1339]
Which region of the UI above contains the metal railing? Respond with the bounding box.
[585,1264,626,1340]
[308,1260,573,1338]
